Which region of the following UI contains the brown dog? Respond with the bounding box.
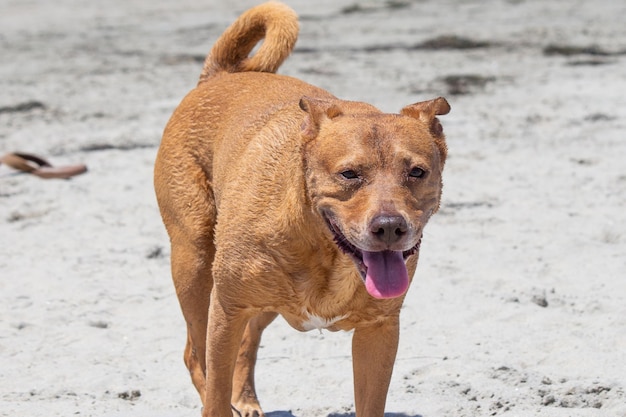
[154,2,450,417]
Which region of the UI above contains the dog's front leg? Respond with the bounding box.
[232,311,278,417]
[203,288,251,417]
[352,317,400,417]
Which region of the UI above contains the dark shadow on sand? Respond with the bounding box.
[329,413,423,417]
[267,411,422,417]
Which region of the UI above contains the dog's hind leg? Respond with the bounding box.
[231,311,278,417]
[171,240,215,400]
[155,152,217,403]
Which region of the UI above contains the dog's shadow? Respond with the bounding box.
[329,413,422,417]
[267,412,422,417]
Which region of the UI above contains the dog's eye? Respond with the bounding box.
[339,170,359,180]
[409,167,425,178]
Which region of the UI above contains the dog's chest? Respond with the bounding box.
[300,310,348,331]
[280,307,350,332]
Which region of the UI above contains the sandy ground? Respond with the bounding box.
[1,0,625,416]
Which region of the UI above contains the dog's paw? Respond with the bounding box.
[232,402,264,417]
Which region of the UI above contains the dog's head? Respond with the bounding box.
[300,96,450,299]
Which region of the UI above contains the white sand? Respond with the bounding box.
[1,1,625,416]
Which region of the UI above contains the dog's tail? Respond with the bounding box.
[198,2,299,84]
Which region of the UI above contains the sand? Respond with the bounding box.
[1,0,625,416]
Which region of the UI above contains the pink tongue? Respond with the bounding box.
[362,250,409,299]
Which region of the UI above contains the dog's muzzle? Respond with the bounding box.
[323,213,420,299]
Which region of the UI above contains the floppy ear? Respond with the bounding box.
[299,96,343,141]
[401,97,450,162]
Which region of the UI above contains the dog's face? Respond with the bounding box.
[300,97,450,299]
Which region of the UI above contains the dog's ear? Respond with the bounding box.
[401,97,450,162]
[299,96,343,141]
[400,97,450,134]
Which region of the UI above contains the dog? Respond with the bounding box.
[154,2,450,416]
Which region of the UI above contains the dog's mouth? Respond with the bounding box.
[323,213,420,300]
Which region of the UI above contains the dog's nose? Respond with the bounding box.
[369,214,408,245]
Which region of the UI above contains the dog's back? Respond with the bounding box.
[156,1,336,222]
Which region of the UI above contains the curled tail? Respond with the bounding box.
[198,2,299,83]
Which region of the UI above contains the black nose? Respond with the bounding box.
[369,214,408,245]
